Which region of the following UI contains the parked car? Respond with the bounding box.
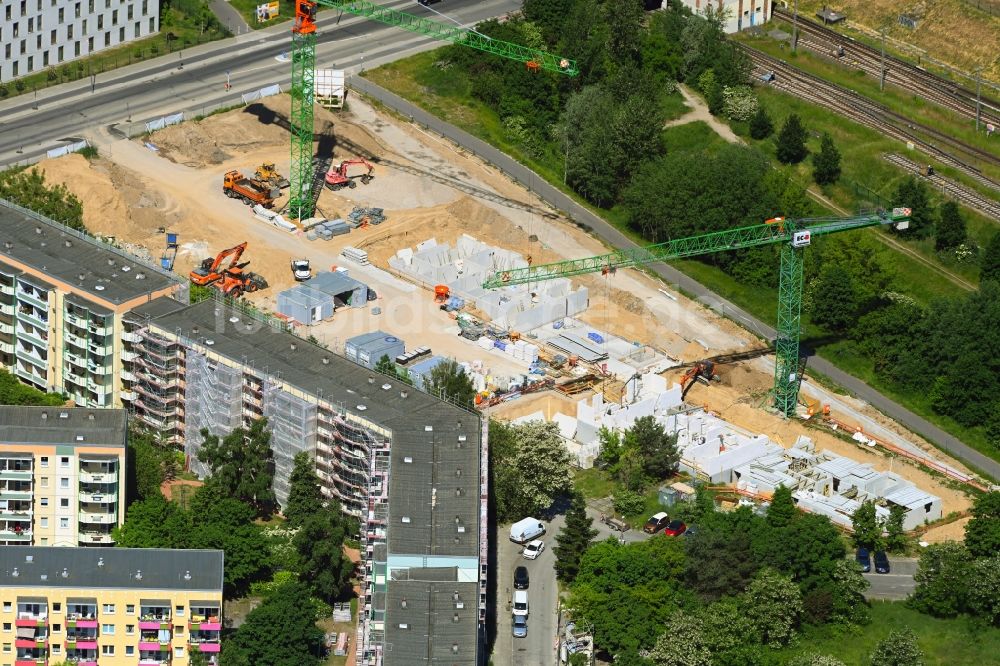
[856,547,872,573]
[512,613,528,638]
[683,525,697,539]
[510,517,545,544]
[513,566,529,590]
[643,512,670,534]
[522,539,545,560]
[663,520,687,537]
[874,551,891,574]
[513,590,528,617]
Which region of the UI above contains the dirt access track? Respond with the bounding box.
[34,92,979,521]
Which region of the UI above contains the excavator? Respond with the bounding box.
[325,159,375,190]
[678,346,774,400]
[189,242,269,298]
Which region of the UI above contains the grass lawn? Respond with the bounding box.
[775,601,1000,665]
[574,468,616,500]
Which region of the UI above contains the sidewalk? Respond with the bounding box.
[209,0,252,35]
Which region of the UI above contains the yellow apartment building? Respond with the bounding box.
[0,198,185,409]
[0,407,127,548]
[0,547,224,666]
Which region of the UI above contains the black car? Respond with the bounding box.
[513,566,529,590]
[874,551,891,574]
[856,547,872,573]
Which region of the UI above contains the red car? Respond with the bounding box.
[662,520,687,537]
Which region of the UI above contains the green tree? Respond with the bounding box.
[884,504,908,553]
[0,167,85,231]
[113,493,192,548]
[811,265,859,333]
[554,491,599,583]
[812,132,841,185]
[648,611,711,666]
[767,485,796,528]
[685,523,758,601]
[981,232,1000,283]
[374,354,412,385]
[129,431,167,501]
[426,359,476,409]
[0,369,65,405]
[189,650,211,666]
[614,446,646,491]
[748,106,774,139]
[596,426,623,469]
[966,556,1000,626]
[612,488,645,517]
[221,581,324,666]
[742,568,802,647]
[293,505,354,601]
[935,200,967,251]
[775,113,808,164]
[788,655,847,666]
[964,491,1000,558]
[851,500,884,551]
[869,627,924,666]
[986,409,1000,451]
[283,452,323,527]
[197,418,276,517]
[490,420,573,522]
[908,541,971,618]
[628,415,680,480]
[892,176,935,238]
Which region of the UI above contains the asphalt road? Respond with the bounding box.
[863,556,918,601]
[351,76,1000,485]
[0,0,521,166]
[496,518,561,666]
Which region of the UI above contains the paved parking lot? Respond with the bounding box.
[863,556,918,600]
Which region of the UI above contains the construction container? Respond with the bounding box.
[407,355,449,391]
[276,285,334,325]
[311,271,369,308]
[345,331,405,369]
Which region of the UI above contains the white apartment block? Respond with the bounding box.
[0,0,160,82]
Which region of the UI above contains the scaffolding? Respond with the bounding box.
[184,350,242,477]
[356,434,391,666]
[263,382,318,507]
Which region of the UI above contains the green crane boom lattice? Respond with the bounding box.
[287,0,578,221]
[483,209,912,416]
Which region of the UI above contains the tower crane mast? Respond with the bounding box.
[483,209,912,416]
[288,0,578,220]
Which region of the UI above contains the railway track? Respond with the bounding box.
[743,46,1000,193]
[772,7,1000,127]
[883,153,1000,222]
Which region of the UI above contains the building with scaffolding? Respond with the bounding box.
[123,297,486,665]
[0,198,185,408]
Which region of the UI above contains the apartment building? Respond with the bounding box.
[675,0,771,32]
[0,0,159,82]
[0,546,223,666]
[0,406,127,548]
[0,198,185,408]
[125,297,486,665]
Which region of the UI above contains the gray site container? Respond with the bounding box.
[276,285,334,325]
[345,330,405,369]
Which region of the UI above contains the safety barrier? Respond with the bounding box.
[45,140,90,159]
[144,112,184,134]
[241,83,282,105]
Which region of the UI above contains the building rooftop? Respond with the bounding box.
[125,295,191,321]
[311,270,367,296]
[0,407,127,448]
[0,547,224,592]
[0,199,181,305]
[384,581,479,666]
[346,330,396,348]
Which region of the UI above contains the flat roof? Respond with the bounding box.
[311,270,366,296]
[125,295,190,321]
[0,547,224,592]
[0,407,127,449]
[384,581,479,666]
[346,330,396,348]
[0,199,181,304]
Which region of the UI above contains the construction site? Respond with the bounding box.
[22,20,988,666]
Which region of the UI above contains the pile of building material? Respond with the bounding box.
[252,204,297,232]
[348,206,386,227]
[507,373,944,530]
[389,234,589,330]
[306,219,350,241]
[341,246,370,265]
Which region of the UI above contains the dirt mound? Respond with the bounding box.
[34,154,131,237]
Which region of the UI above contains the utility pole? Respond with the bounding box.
[879,29,886,91]
[975,68,983,132]
[792,0,799,53]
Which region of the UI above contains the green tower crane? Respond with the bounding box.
[288,0,578,221]
[482,208,913,416]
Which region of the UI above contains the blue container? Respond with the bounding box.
[587,332,604,344]
[495,341,507,351]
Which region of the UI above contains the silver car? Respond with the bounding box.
[512,614,528,638]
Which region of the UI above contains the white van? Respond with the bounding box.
[513,590,529,617]
[509,517,545,544]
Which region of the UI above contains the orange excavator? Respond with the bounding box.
[189,242,268,298]
[325,159,375,190]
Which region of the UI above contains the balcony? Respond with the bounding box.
[0,302,14,316]
[0,468,32,481]
[79,531,114,545]
[0,282,13,295]
[15,610,48,626]
[78,511,116,525]
[87,362,111,376]
[0,340,13,354]
[65,311,89,327]
[64,331,88,349]
[65,605,98,623]
[121,330,143,343]
[16,287,48,309]
[87,342,112,357]
[88,320,112,336]
[79,469,116,484]
[78,489,116,503]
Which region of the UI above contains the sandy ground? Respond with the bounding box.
[29,91,980,515]
[920,516,971,543]
[490,391,581,422]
